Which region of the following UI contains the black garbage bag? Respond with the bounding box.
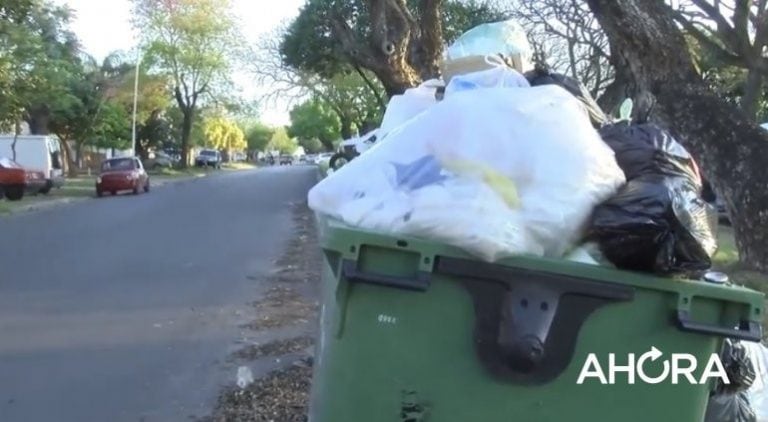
[598,122,701,182]
[588,174,717,275]
[704,340,758,422]
[525,66,609,128]
[719,340,758,395]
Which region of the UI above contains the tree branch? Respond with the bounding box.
[671,9,745,67]
[329,12,382,72]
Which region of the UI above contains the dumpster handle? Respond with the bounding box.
[676,310,763,342]
[341,259,431,292]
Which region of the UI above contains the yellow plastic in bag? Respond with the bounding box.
[441,159,521,208]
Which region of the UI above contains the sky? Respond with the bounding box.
[54,0,306,126]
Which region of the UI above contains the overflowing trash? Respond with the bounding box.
[309,84,625,262]
[309,19,718,273]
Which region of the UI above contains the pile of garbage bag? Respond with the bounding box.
[588,122,718,275]
[309,19,717,274]
[705,340,768,422]
[309,82,625,262]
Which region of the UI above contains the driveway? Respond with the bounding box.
[0,165,318,422]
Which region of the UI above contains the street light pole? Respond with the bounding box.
[131,49,142,157]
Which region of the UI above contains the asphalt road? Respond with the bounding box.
[0,165,318,422]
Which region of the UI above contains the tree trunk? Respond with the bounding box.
[741,68,763,121]
[339,117,354,140]
[56,136,77,177]
[597,38,631,116]
[372,63,421,98]
[587,0,768,271]
[330,0,444,96]
[26,105,51,135]
[75,142,84,169]
[180,107,194,168]
[11,120,20,161]
[354,65,387,109]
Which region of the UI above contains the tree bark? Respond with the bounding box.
[741,68,763,121]
[11,120,21,161]
[26,105,50,135]
[75,141,84,169]
[55,135,77,177]
[180,107,194,168]
[330,0,444,96]
[339,117,354,140]
[597,38,631,116]
[587,0,768,271]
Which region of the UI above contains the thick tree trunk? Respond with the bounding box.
[331,0,444,96]
[26,105,50,135]
[180,108,194,168]
[339,118,354,140]
[11,121,20,161]
[587,0,768,271]
[597,39,631,116]
[56,135,77,177]
[372,61,421,98]
[741,69,763,121]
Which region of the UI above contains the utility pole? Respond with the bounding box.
[131,49,142,156]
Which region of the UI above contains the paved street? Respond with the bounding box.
[0,166,318,422]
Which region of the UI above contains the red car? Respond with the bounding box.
[0,157,46,201]
[96,157,150,197]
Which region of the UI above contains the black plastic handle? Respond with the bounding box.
[676,310,763,342]
[341,259,431,292]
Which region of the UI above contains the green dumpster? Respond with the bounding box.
[309,218,764,422]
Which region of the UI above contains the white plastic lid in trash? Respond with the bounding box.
[446,20,532,62]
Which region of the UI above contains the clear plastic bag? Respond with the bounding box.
[444,60,530,97]
[447,20,531,63]
[744,341,768,420]
[379,80,442,139]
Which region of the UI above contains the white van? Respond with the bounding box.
[0,135,65,193]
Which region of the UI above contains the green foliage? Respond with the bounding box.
[90,102,131,150]
[133,0,241,162]
[280,0,505,79]
[245,123,274,152]
[298,137,325,154]
[268,127,298,154]
[0,0,80,132]
[203,117,247,151]
[288,99,340,149]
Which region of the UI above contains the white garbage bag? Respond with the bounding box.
[745,341,768,420]
[308,85,625,261]
[445,62,530,97]
[379,79,442,138]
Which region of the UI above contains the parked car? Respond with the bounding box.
[96,157,150,197]
[0,135,64,193]
[145,151,176,169]
[195,149,222,168]
[314,152,333,165]
[0,157,46,201]
[279,155,294,165]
